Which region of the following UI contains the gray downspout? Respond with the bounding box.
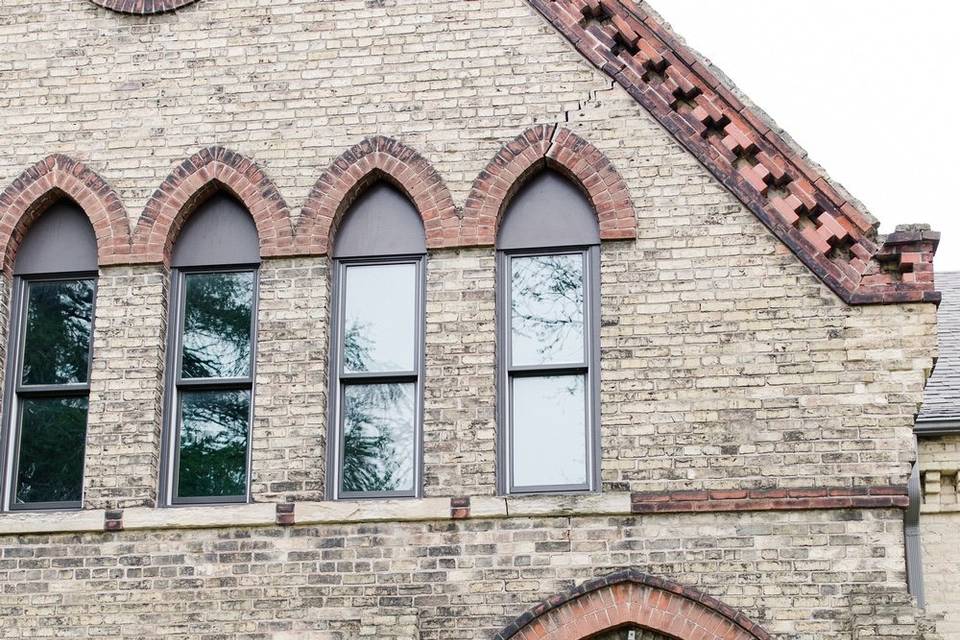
[905,443,925,608]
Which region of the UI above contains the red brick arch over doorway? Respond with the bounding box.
[494,570,770,640]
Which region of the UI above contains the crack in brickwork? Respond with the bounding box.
[527,0,939,305]
[462,125,636,245]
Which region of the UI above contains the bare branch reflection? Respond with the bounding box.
[511,254,584,366]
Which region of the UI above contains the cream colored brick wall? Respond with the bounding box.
[0,509,920,639]
[0,0,943,636]
[920,435,960,638]
[251,257,330,502]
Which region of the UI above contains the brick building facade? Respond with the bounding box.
[0,0,949,638]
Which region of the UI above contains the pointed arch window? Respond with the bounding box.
[160,193,259,505]
[1,199,98,511]
[497,170,601,494]
[328,183,426,499]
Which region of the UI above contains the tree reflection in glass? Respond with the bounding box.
[21,279,94,385]
[337,261,419,495]
[14,397,88,504]
[342,263,416,373]
[341,382,415,493]
[181,272,253,379]
[176,389,249,499]
[511,254,584,366]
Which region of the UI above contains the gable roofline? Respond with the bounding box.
[528,0,940,305]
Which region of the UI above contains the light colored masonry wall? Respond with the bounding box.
[920,435,960,638]
[0,509,923,639]
[0,0,941,637]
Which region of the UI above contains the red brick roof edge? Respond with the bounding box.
[528,0,940,305]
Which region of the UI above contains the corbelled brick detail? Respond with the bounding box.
[88,0,199,13]
[630,486,910,514]
[0,154,131,272]
[133,146,293,265]
[297,136,459,254]
[462,125,636,245]
[495,569,769,640]
[527,0,939,305]
[854,226,940,303]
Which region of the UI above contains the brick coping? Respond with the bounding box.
[0,487,907,535]
[526,0,939,305]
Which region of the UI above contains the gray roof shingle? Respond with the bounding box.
[918,272,960,421]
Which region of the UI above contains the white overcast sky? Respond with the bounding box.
[651,1,960,272]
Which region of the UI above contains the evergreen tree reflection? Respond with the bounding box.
[178,389,249,497]
[181,272,253,379]
[15,397,87,503]
[340,321,414,493]
[176,271,254,499]
[22,280,94,385]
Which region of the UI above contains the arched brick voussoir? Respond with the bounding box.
[495,569,771,640]
[88,0,199,14]
[133,147,294,264]
[0,154,132,273]
[462,125,637,247]
[296,136,459,254]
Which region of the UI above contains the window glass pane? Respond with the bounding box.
[176,389,249,499]
[14,396,88,505]
[341,382,416,493]
[181,272,254,379]
[511,375,587,488]
[21,279,94,386]
[511,254,584,367]
[342,263,416,374]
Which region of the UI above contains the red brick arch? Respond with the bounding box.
[495,570,770,640]
[296,136,459,255]
[0,154,131,273]
[461,125,637,246]
[133,147,293,264]
[88,0,199,14]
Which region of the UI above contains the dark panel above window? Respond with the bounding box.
[14,199,98,276]
[172,193,260,268]
[333,183,427,258]
[497,170,600,250]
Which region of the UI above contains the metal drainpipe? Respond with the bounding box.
[905,438,925,608]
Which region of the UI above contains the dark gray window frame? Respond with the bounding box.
[496,246,601,495]
[0,271,98,512]
[159,264,259,507]
[326,254,427,501]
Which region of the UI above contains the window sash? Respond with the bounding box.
[499,247,599,495]
[507,251,588,370]
[329,256,425,500]
[4,275,97,511]
[163,266,258,506]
